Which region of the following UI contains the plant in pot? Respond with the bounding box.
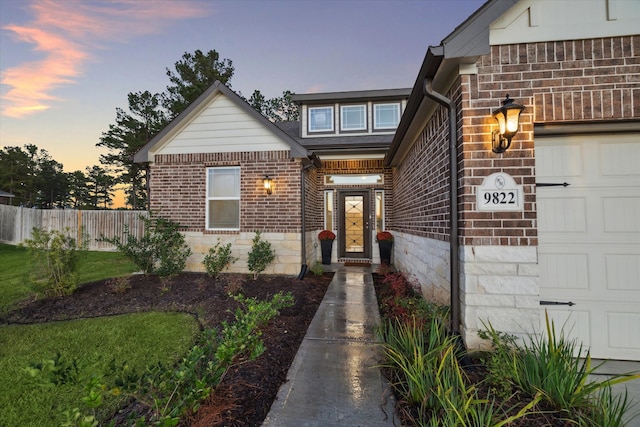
[318,230,336,265]
[376,231,393,265]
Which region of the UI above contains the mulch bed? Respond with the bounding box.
[1,272,333,427]
[372,273,569,427]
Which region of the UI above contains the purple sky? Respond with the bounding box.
[1,0,486,175]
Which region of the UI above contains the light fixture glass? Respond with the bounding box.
[492,94,524,153]
[263,175,273,195]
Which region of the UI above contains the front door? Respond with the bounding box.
[338,190,371,259]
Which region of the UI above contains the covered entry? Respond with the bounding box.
[536,131,640,360]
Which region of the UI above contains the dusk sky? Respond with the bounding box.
[1,0,486,175]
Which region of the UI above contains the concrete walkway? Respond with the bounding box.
[261,265,640,427]
[262,265,397,427]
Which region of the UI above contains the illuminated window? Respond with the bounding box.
[324,174,383,185]
[375,190,384,233]
[324,190,333,231]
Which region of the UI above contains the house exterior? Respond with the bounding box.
[386,0,640,360]
[133,82,410,276]
[135,0,639,360]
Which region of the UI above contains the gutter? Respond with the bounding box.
[422,78,461,337]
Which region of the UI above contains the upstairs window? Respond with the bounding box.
[374,103,401,130]
[340,105,366,131]
[206,167,240,230]
[309,106,334,132]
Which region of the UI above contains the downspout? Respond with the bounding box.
[423,78,460,336]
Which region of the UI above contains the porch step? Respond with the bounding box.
[339,259,371,267]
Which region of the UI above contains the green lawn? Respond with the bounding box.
[0,243,138,313]
[0,312,200,426]
[0,244,200,426]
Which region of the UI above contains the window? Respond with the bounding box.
[374,103,401,130]
[324,190,333,231]
[324,174,383,185]
[375,190,384,233]
[206,167,240,230]
[340,105,366,131]
[309,106,334,132]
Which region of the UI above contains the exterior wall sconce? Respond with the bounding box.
[263,175,273,195]
[492,94,524,153]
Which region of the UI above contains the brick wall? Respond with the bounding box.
[393,93,458,242]
[150,151,302,233]
[460,35,639,247]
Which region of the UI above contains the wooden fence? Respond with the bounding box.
[0,205,148,251]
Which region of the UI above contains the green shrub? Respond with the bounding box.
[203,239,237,278]
[101,214,191,277]
[23,227,87,296]
[480,313,640,423]
[247,231,275,280]
[379,316,538,427]
[25,293,295,426]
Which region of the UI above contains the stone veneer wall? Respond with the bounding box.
[148,151,303,275]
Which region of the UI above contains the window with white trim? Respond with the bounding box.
[324,190,333,231]
[340,105,366,131]
[206,167,240,230]
[309,106,334,132]
[374,103,401,130]
[375,190,384,233]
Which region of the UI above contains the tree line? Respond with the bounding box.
[0,49,299,210]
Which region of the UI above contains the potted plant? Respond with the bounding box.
[376,231,393,265]
[318,230,336,265]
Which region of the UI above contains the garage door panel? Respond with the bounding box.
[608,312,640,351]
[536,143,584,178]
[605,253,640,291]
[602,196,640,233]
[538,197,586,233]
[543,309,591,351]
[537,133,640,360]
[600,140,640,177]
[539,252,589,290]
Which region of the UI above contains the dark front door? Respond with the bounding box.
[338,190,371,259]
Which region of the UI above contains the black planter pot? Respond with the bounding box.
[378,241,393,265]
[321,239,334,265]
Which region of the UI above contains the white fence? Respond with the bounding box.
[0,205,148,251]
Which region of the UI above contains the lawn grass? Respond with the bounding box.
[0,312,200,427]
[0,243,197,426]
[0,243,138,313]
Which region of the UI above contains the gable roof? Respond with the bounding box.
[134,81,311,163]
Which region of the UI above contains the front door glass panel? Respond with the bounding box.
[345,195,364,253]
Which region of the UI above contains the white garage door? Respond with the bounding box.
[536,133,640,360]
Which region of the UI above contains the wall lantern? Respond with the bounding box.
[263,175,273,195]
[492,94,524,153]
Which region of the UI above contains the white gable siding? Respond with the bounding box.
[490,0,640,45]
[155,94,290,156]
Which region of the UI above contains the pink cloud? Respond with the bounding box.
[1,0,210,118]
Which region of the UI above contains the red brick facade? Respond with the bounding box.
[394,35,639,248]
[150,151,302,233]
